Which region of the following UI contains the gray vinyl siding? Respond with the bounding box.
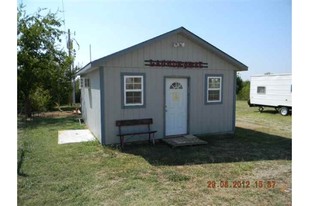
[99,67,106,144]
[103,68,235,144]
[84,31,241,144]
[190,70,234,135]
[103,33,232,70]
[81,69,102,142]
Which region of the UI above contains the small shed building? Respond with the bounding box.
[77,27,248,145]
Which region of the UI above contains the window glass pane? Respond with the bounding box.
[170,82,183,89]
[133,83,141,89]
[257,86,266,94]
[133,96,141,103]
[126,77,133,89]
[209,78,220,89]
[85,79,90,87]
[134,78,141,83]
[126,92,135,104]
[126,92,134,98]
[208,90,220,101]
[126,84,134,89]
[126,77,133,84]
[126,77,142,89]
[126,97,134,104]
[126,91,142,104]
[133,92,141,100]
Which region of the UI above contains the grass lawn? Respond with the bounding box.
[18,101,291,205]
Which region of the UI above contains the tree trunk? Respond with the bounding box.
[24,96,32,118]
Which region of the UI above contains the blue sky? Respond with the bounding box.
[20,0,291,80]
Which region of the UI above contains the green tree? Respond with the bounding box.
[29,86,51,113]
[236,73,243,95]
[237,80,250,100]
[17,5,73,117]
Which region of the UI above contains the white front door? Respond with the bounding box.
[165,78,188,136]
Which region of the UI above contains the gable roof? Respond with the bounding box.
[78,27,248,75]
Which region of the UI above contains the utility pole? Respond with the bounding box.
[67,29,76,105]
[89,44,92,62]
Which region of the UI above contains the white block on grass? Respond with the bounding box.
[58,129,96,144]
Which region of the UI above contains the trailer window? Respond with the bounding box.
[257,86,266,94]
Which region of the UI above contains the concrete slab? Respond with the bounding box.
[58,129,96,144]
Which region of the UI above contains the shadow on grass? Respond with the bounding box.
[121,127,291,166]
[17,148,28,177]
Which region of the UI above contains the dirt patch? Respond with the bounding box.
[19,111,81,122]
[32,110,80,118]
[251,162,291,180]
[241,161,291,194]
[236,119,265,130]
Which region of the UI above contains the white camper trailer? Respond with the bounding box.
[248,73,292,116]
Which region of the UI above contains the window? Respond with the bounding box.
[124,75,144,106]
[79,78,84,89]
[257,86,266,94]
[170,82,183,89]
[206,76,222,103]
[84,78,90,88]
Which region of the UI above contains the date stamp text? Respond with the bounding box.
[207,180,276,189]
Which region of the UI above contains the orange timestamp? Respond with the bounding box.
[207,180,276,189]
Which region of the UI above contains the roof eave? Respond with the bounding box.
[77,62,93,75]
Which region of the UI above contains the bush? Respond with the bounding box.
[30,86,51,112]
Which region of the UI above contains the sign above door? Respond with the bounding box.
[145,59,208,69]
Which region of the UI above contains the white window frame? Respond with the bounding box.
[84,78,90,88]
[207,76,222,103]
[124,75,144,106]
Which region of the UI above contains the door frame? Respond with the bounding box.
[163,76,190,137]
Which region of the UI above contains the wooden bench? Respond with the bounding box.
[116,118,157,148]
